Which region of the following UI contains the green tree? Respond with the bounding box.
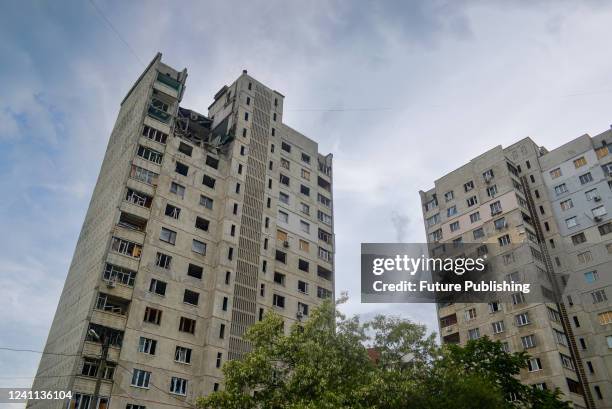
[197,300,571,409]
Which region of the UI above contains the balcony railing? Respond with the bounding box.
[157,73,181,91]
[148,105,171,123]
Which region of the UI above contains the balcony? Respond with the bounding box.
[147,105,171,123]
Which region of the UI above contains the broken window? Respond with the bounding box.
[202,175,216,189]
[273,294,285,308]
[179,317,196,334]
[118,212,147,231]
[144,307,162,325]
[165,204,181,219]
[110,237,142,258]
[155,252,172,269]
[178,142,193,156]
[206,155,219,169]
[149,279,167,296]
[175,346,192,364]
[125,188,152,208]
[195,217,210,231]
[183,289,199,306]
[137,145,163,164]
[103,263,136,286]
[188,263,203,279]
[317,176,331,192]
[95,293,129,315]
[142,125,168,144]
[175,162,189,176]
[318,265,332,281]
[130,165,158,185]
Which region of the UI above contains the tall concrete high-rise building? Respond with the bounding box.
[29,53,335,409]
[420,128,612,409]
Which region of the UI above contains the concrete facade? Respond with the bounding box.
[420,129,612,408]
[28,53,334,409]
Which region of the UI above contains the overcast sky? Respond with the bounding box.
[1,0,612,390]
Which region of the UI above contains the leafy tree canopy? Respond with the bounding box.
[197,298,571,409]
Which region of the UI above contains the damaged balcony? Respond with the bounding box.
[117,212,147,232]
[175,107,234,153]
[147,90,174,124]
[91,293,129,329]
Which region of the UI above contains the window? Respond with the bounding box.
[281,141,291,153]
[467,196,478,207]
[467,328,480,340]
[301,152,310,163]
[494,217,506,230]
[170,182,185,198]
[192,240,206,255]
[607,336,612,349]
[317,286,332,299]
[579,172,593,185]
[527,358,542,372]
[280,174,290,186]
[175,346,192,364]
[137,146,163,164]
[599,222,612,235]
[301,169,310,180]
[142,125,168,144]
[228,247,234,260]
[318,194,331,208]
[498,234,511,246]
[187,264,203,279]
[200,195,213,209]
[103,263,136,286]
[244,112,249,121]
[179,317,196,334]
[195,217,210,231]
[318,210,332,225]
[184,289,200,305]
[426,214,440,227]
[144,307,162,325]
[511,292,525,305]
[298,280,309,294]
[490,201,502,215]
[593,205,607,218]
[554,183,568,195]
[550,168,562,179]
[578,252,593,264]
[560,354,574,370]
[274,272,286,285]
[202,175,216,189]
[516,312,530,326]
[560,199,573,211]
[566,217,578,229]
[444,191,454,202]
[591,289,607,304]
[473,228,484,240]
[281,158,290,170]
[131,369,151,388]
[584,270,599,284]
[492,320,504,334]
[273,294,285,308]
[216,352,223,368]
[219,323,225,339]
[554,329,568,346]
[177,142,193,156]
[111,237,142,258]
[130,165,158,185]
[126,188,153,208]
[222,297,228,311]
[594,385,603,400]
[276,250,287,263]
[165,204,181,219]
[235,183,241,194]
[160,227,177,245]
[300,184,310,196]
[464,181,474,192]
[579,338,587,350]
[521,334,536,349]
[470,212,480,223]
[489,301,501,313]
[298,302,309,316]
[149,279,167,296]
[279,192,289,204]
[81,358,99,377]
[450,221,460,232]
[573,156,587,168]
[571,233,586,245]
[277,210,289,224]
[175,162,189,177]
[424,197,438,211]
[298,258,309,272]
[138,337,157,355]
[273,231,288,246]
[447,206,457,217]
[465,308,477,321]
[319,247,332,262]
[486,185,498,197]
[599,311,612,325]
[429,229,442,241]
[483,169,494,180]
[170,377,187,395]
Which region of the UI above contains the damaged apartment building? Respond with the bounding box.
[28,53,335,409]
[420,128,612,409]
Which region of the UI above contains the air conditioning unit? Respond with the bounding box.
[106,279,116,288]
[283,241,290,248]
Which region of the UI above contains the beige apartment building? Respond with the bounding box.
[28,53,335,409]
[420,128,612,409]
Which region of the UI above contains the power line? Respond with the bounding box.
[88,0,146,67]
